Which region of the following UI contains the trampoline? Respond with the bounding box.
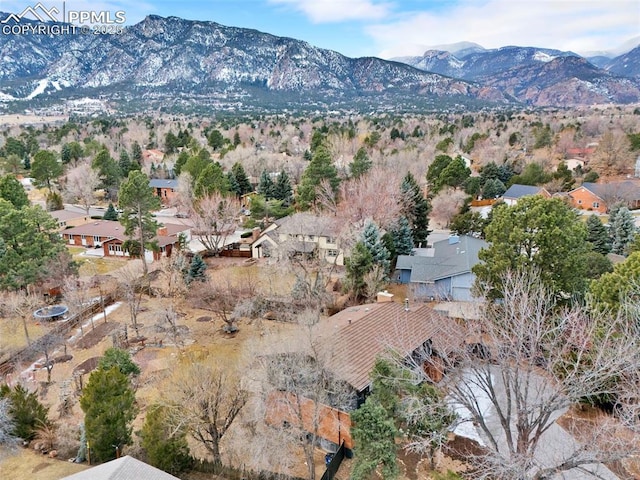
[33,304,69,321]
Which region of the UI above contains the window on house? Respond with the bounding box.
[327,237,336,244]
[327,249,339,257]
[93,236,101,243]
[593,202,599,208]
[577,200,582,204]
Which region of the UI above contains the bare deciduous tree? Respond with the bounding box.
[157,253,189,298]
[590,130,634,176]
[430,188,467,229]
[153,303,187,347]
[426,270,640,480]
[335,166,403,236]
[118,262,145,337]
[63,163,100,215]
[63,276,95,334]
[1,290,41,346]
[164,358,248,465]
[172,171,194,216]
[190,192,240,255]
[248,309,356,480]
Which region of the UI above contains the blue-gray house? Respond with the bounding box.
[395,235,487,302]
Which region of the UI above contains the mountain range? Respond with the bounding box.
[0,13,638,113]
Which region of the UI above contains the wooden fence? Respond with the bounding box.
[0,294,115,377]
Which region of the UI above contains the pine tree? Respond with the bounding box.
[140,405,192,476]
[80,367,137,463]
[98,348,140,376]
[390,217,414,256]
[586,215,611,255]
[118,150,132,176]
[0,174,29,209]
[400,172,431,247]
[257,170,275,200]
[345,241,373,300]
[186,254,207,284]
[131,141,143,166]
[610,206,636,255]
[274,169,293,205]
[227,171,240,197]
[118,170,160,277]
[60,143,71,164]
[194,163,230,197]
[296,145,339,210]
[361,220,391,275]
[350,147,372,179]
[0,384,50,442]
[350,398,399,480]
[103,203,119,221]
[231,162,252,196]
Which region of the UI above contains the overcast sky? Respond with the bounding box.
[3,0,639,58]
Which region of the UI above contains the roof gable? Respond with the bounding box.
[275,213,338,237]
[60,455,181,480]
[574,181,640,200]
[397,235,487,282]
[503,184,545,199]
[321,302,464,391]
[149,179,178,189]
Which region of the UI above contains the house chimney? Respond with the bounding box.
[376,290,394,303]
[157,226,168,236]
[404,298,409,311]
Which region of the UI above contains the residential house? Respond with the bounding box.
[62,220,187,261]
[502,184,551,206]
[395,235,487,302]
[265,297,465,453]
[568,181,640,213]
[49,209,93,231]
[149,179,178,205]
[251,212,344,265]
[60,455,181,480]
[317,299,466,395]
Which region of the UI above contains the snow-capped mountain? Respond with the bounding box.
[0,13,638,111]
[392,45,640,106]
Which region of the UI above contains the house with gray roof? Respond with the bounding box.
[251,212,344,265]
[568,180,640,213]
[149,178,179,205]
[60,455,181,480]
[395,235,487,301]
[502,184,550,206]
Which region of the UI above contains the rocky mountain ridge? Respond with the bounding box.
[0,13,638,112]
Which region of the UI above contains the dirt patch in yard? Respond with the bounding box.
[74,322,120,349]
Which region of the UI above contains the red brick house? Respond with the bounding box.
[149,179,178,205]
[568,181,640,213]
[62,220,187,260]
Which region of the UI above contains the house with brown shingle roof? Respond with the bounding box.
[61,220,187,261]
[49,209,93,231]
[316,300,465,394]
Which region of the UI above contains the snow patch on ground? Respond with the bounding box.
[447,373,494,446]
[0,91,17,101]
[534,51,556,62]
[26,79,48,99]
